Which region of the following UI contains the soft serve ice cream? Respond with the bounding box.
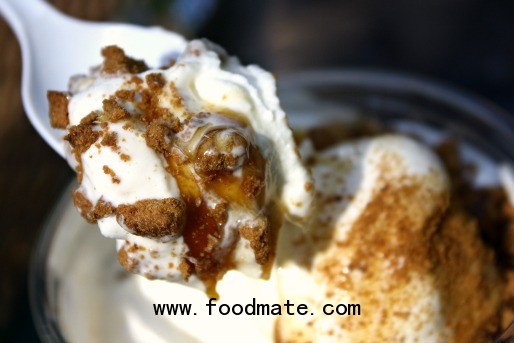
[48,38,506,342]
[47,39,314,293]
[277,134,502,342]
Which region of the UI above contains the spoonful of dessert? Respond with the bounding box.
[0,0,187,157]
[0,0,315,295]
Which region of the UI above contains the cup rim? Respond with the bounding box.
[29,181,74,342]
[279,68,514,136]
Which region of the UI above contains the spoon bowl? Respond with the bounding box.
[0,0,187,157]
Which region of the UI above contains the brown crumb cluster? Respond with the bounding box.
[116,198,186,239]
[137,86,185,125]
[117,247,137,272]
[239,217,271,265]
[100,131,118,148]
[285,125,514,342]
[102,97,130,122]
[47,91,70,129]
[101,45,148,74]
[169,83,184,109]
[114,89,136,102]
[72,190,114,224]
[436,141,514,336]
[50,45,274,292]
[144,121,175,155]
[102,165,120,184]
[80,112,99,125]
[146,73,166,90]
[178,259,194,281]
[194,129,249,177]
[64,122,99,155]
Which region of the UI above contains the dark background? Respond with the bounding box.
[1,0,513,341]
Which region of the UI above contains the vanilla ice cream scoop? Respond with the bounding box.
[54,133,505,343]
[276,134,502,342]
[47,39,314,292]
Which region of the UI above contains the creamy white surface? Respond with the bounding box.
[53,130,505,342]
[51,205,277,343]
[277,134,451,342]
[65,39,314,283]
[67,39,313,219]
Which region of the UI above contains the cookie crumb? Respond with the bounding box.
[115,89,136,102]
[101,131,118,148]
[242,174,264,199]
[103,165,121,184]
[239,217,271,265]
[117,247,137,271]
[178,259,194,281]
[101,45,148,74]
[72,190,115,223]
[65,123,99,154]
[80,111,99,125]
[102,97,130,122]
[116,198,186,239]
[169,83,184,108]
[146,73,166,90]
[47,91,70,128]
[144,121,174,154]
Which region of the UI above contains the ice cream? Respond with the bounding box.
[276,134,502,342]
[47,39,314,293]
[47,38,506,342]
[52,129,506,342]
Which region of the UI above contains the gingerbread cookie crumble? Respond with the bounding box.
[116,198,186,239]
[102,165,121,184]
[100,131,118,148]
[47,91,70,128]
[146,73,166,90]
[115,89,136,102]
[80,112,99,125]
[144,121,174,154]
[239,218,271,265]
[102,97,130,122]
[64,123,99,154]
[178,260,194,281]
[72,190,115,223]
[101,45,148,74]
[48,42,286,295]
[117,248,137,271]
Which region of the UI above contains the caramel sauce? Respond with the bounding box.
[166,151,222,258]
[207,145,266,208]
[166,112,277,296]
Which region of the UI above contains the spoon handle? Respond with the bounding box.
[0,0,64,43]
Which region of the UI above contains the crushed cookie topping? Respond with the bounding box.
[50,45,277,293]
[47,91,70,129]
[102,97,130,122]
[101,45,148,74]
[117,198,186,240]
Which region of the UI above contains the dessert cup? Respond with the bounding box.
[30,69,514,342]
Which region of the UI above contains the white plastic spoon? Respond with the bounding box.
[0,0,187,157]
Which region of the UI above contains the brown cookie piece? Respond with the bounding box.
[239,217,271,265]
[145,73,166,90]
[144,121,175,154]
[47,91,70,129]
[72,190,115,223]
[102,97,130,122]
[64,123,99,154]
[117,198,186,239]
[101,45,148,74]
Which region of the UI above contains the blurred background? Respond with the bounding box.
[1,0,514,341]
